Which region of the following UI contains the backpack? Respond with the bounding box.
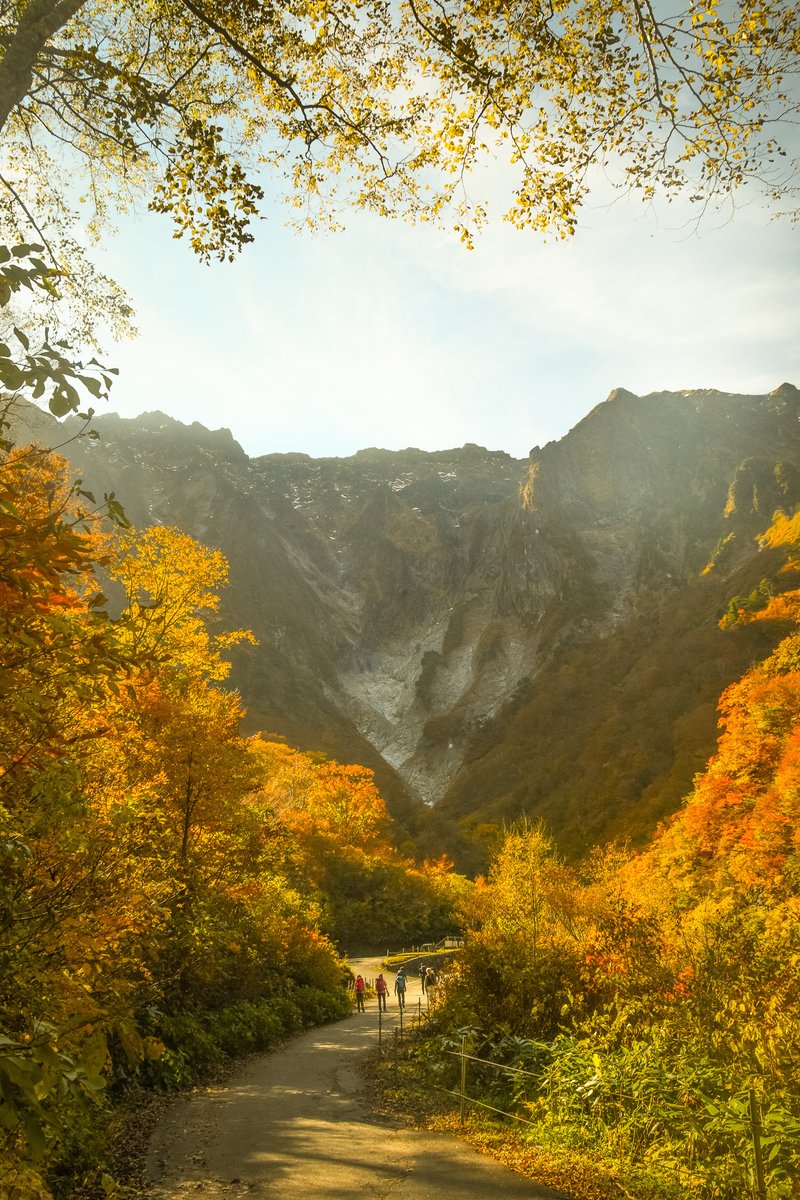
[395,974,406,991]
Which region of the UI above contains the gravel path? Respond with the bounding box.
[145,958,568,1200]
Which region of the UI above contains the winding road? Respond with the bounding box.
[146,958,568,1200]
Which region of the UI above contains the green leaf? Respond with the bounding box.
[32,1043,62,1069]
[21,1113,47,1160]
[49,393,74,417]
[78,1031,108,1078]
[11,243,44,258]
[0,361,26,389]
[80,1075,107,1094]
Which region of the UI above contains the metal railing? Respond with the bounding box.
[401,1033,772,1200]
[440,1036,539,1129]
[386,936,464,956]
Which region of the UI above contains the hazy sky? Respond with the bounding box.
[96,180,800,462]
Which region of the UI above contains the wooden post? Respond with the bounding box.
[459,1033,467,1127]
[393,1028,399,1084]
[378,1004,382,1052]
[749,1088,767,1200]
[418,998,422,1025]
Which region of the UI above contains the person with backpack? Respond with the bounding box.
[375,973,388,1012]
[419,963,427,993]
[354,974,366,1012]
[394,969,407,1010]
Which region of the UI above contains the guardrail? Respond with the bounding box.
[392,1030,772,1200]
[386,937,464,956]
[439,1035,539,1129]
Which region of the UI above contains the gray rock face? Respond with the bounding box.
[11,384,800,841]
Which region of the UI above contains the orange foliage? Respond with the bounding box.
[647,664,800,896]
[640,493,800,896]
[0,447,117,790]
[0,444,353,1193]
[253,741,389,848]
[247,738,469,944]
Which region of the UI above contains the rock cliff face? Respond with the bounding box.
[13,383,800,854]
[525,384,800,589]
[438,384,800,857]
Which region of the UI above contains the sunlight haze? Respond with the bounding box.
[99,188,799,460]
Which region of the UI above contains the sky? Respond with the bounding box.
[95,177,800,462]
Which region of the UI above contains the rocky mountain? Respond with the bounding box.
[12,383,800,864]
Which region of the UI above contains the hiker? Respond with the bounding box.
[419,963,427,993]
[425,967,437,1002]
[354,974,366,1012]
[394,969,407,1010]
[375,973,388,1012]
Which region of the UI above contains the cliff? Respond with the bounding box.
[12,383,800,861]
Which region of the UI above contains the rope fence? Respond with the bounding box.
[359,952,782,1197]
[450,1042,769,1196]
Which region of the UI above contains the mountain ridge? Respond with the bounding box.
[10,382,800,862]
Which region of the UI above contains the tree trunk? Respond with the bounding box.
[0,0,86,133]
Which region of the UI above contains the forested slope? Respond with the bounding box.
[11,384,800,868]
[405,506,800,1198]
[0,433,467,1198]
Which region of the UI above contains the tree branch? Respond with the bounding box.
[179,0,312,122]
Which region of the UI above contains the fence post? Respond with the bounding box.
[749,1088,767,1200]
[418,998,422,1026]
[393,1028,399,1084]
[459,1034,467,1127]
[399,1003,404,1038]
[378,1004,382,1052]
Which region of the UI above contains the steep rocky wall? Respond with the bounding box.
[10,383,800,849]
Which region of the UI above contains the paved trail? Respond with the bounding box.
[146,958,568,1200]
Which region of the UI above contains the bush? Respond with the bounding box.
[142,985,350,1091]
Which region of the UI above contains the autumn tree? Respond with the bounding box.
[0,0,796,288]
[596,507,800,1096]
[101,523,257,869]
[250,738,470,946]
[440,822,591,1035]
[81,526,263,1000]
[395,513,800,1196]
[0,446,165,1192]
[0,471,351,1194]
[639,508,800,899]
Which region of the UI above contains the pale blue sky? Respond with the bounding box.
[97,182,800,461]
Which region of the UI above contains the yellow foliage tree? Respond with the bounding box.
[249,738,470,946]
[0,0,795,284]
[0,456,350,1194]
